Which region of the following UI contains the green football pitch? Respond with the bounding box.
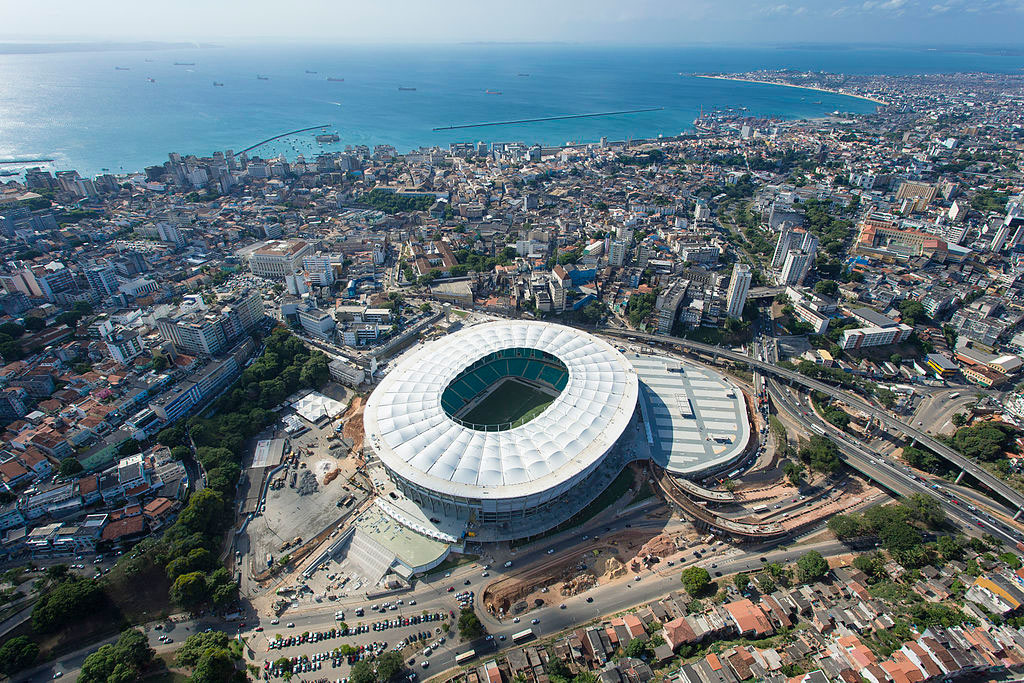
[460,379,555,427]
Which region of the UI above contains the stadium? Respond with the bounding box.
[363,321,640,541]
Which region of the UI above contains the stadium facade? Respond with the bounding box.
[363,321,640,540]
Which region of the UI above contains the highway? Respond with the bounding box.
[764,374,1023,548]
[601,328,1024,517]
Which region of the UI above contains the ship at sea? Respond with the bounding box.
[305,70,317,74]
[114,66,130,71]
[213,82,224,87]
[147,78,156,83]
[173,62,195,66]
[484,90,502,95]
[398,87,416,91]
[257,75,270,80]
[516,73,530,77]
[327,77,345,82]
[315,133,340,143]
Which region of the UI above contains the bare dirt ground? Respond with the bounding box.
[341,396,366,457]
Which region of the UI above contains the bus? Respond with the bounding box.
[752,505,769,514]
[511,629,535,644]
[455,650,477,665]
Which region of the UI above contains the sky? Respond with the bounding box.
[1,0,1023,46]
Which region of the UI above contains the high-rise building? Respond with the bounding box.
[725,264,752,319]
[302,253,335,288]
[771,225,818,269]
[34,265,77,302]
[779,250,813,286]
[156,290,265,356]
[609,240,628,267]
[86,266,120,297]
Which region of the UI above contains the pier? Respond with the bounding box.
[432,107,664,131]
[240,125,332,154]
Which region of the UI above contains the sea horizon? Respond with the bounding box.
[1,43,1022,178]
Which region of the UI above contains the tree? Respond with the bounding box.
[624,638,650,659]
[0,322,24,338]
[56,311,82,328]
[796,551,829,583]
[733,573,751,591]
[458,608,485,639]
[814,279,839,296]
[170,571,210,607]
[758,575,776,594]
[420,303,433,314]
[951,412,968,427]
[152,355,169,372]
[31,576,104,632]
[680,566,711,595]
[59,456,84,477]
[376,650,405,681]
[350,659,376,683]
[879,522,921,552]
[192,647,240,683]
[904,493,945,528]
[937,534,965,561]
[853,553,884,579]
[176,631,231,667]
[828,514,863,539]
[80,628,154,683]
[24,316,44,331]
[897,300,926,326]
[0,635,38,676]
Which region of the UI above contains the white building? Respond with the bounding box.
[725,264,751,319]
[778,250,813,286]
[106,331,145,365]
[248,239,313,279]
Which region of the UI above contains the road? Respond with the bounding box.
[764,375,1023,548]
[601,328,1024,517]
[912,388,982,435]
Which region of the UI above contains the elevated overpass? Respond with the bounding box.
[654,469,787,542]
[603,328,1024,518]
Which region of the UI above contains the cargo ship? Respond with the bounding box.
[305,70,317,74]
[315,134,340,143]
[398,86,416,91]
[213,82,224,87]
[257,75,270,80]
[174,62,195,66]
[115,66,130,71]
[327,77,345,82]
[485,90,502,95]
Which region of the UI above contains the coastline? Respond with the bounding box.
[692,74,888,106]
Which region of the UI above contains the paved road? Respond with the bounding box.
[765,375,1023,548]
[601,328,1024,517]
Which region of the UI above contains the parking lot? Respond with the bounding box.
[257,607,453,679]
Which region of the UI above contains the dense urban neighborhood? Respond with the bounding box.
[1,63,1024,683]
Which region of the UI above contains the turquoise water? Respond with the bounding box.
[0,44,1021,176]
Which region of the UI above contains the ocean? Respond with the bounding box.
[1,44,1022,177]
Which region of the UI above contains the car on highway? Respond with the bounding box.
[531,618,540,624]
[287,622,295,628]
[586,597,593,603]
[271,618,280,625]
[560,604,566,609]
[513,617,520,623]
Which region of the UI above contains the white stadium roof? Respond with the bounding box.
[364,321,639,501]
